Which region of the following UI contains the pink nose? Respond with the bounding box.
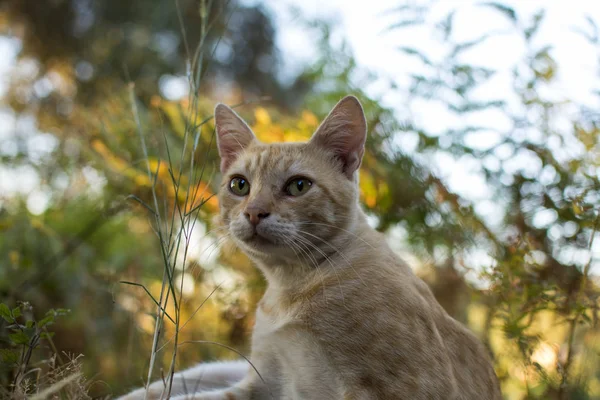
[245,207,270,226]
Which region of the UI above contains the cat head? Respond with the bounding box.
[214,96,367,265]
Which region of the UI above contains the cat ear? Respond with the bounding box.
[309,95,367,179]
[214,104,256,172]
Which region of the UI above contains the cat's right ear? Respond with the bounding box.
[309,95,367,179]
[214,104,256,173]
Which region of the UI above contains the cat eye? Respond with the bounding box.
[229,176,250,196]
[286,177,312,196]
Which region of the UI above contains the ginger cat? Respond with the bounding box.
[120,96,502,400]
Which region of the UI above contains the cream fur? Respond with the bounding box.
[119,96,501,400]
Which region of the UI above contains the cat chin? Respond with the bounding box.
[234,233,282,254]
[245,234,276,247]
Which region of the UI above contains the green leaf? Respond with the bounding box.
[481,2,517,22]
[451,35,490,57]
[40,332,55,340]
[398,47,433,66]
[38,315,55,328]
[23,327,37,340]
[38,308,70,328]
[11,307,22,319]
[0,349,19,365]
[524,10,545,40]
[438,11,455,40]
[9,331,30,345]
[0,304,12,323]
[385,19,425,32]
[580,313,592,324]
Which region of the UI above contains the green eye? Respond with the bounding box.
[229,177,250,196]
[286,178,312,196]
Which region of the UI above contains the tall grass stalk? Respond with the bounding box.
[125,1,272,397]
[125,1,221,398]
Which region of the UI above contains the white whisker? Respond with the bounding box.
[296,229,367,289]
[284,236,330,304]
[292,233,346,306]
[297,221,375,250]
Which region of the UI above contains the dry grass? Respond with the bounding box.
[2,353,93,400]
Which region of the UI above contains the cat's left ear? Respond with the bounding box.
[309,95,367,179]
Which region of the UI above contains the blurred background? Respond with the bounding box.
[0,0,599,399]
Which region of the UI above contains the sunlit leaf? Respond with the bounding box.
[480,2,517,22]
[524,10,545,40]
[398,47,433,66]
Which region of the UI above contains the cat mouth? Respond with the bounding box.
[233,222,286,251]
[241,230,284,251]
[246,232,274,246]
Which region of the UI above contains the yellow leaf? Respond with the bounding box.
[254,107,271,125]
[92,139,128,172]
[186,182,218,213]
[301,110,318,128]
[161,101,186,138]
[255,125,285,143]
[284,130,309,142]
[365,195,376,208]
[359,170,378,208]
[133,173,151,187]
[150,95,162,108]
[147,158,171,181]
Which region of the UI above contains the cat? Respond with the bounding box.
[120,96,502,400]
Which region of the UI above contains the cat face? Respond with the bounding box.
[215,96,367,264]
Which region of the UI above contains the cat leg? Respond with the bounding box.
[118,360,248,400]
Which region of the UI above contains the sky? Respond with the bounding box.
[266,0,600,104]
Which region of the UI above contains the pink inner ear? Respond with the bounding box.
[220,152,235,174]
[310,96,367,178]
[214,104,256,172]
[219,134,250,172]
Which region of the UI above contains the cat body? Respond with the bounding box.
[120,96,501,400]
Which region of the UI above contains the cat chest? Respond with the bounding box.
[251,305,344,399]
[253,302,299,341]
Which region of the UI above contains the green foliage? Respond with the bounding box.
[1,302,69,363]
[0,302,84,398]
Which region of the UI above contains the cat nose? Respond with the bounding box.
[245,207,271,226]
